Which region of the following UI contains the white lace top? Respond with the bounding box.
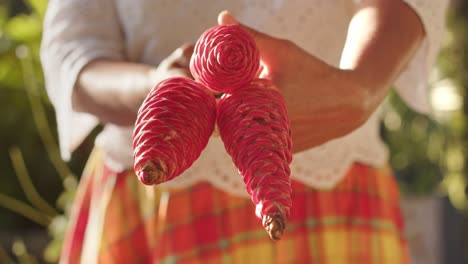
[41,0,448,197]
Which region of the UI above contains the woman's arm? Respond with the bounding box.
[72,60,156,126]
[72,45,194,126]
[219,0,424,152]
[340,0,425,115]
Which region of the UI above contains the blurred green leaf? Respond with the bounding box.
[26,0,48,18]
[382,91,448,196]
[4,14,42,42]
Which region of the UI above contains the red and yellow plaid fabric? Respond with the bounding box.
[61,149,409,264]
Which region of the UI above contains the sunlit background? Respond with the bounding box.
[0,0,467,263]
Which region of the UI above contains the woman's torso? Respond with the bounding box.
[95,0,388,196]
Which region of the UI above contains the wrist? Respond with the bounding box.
[346,67,391,113]
[335,68,375,126]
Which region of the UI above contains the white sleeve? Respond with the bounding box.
[40,0,124,161]
[393,0,449,113]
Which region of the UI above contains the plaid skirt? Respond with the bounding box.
[60,149,409,264]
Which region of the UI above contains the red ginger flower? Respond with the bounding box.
[190,24,260,93]
[217,79,293,240]
[133,77,216,185]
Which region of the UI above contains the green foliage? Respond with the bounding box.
[381,92,448,196]
[0,0,52,226]
[428,3,468,211]
[0,0,90,263]
[5,14,42,42]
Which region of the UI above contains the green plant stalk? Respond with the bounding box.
[0,245,14,264]
[0,192,51,226]
[9,146,59,217]
[17,45,76,181]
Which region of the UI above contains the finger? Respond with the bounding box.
[162,43,194,70]
[178,43,195,65]
[217,10,238,25]
[181,43,195,58]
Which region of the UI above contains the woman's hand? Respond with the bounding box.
[73,44,194,126]
[218,1,424,153]
[148,44,194,92]
[218,12,371,152]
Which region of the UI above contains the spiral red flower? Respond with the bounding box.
[133,77,217,185]
[217,79,293,240]
[190,24,260,93]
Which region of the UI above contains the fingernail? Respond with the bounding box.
[219,10,238,25]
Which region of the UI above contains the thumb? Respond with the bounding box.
[218,11,279,68]
[161,43,194,69]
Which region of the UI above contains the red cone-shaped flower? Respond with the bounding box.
[133,77,216,185]
[190,24,260,93]
[217,79,293,240]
